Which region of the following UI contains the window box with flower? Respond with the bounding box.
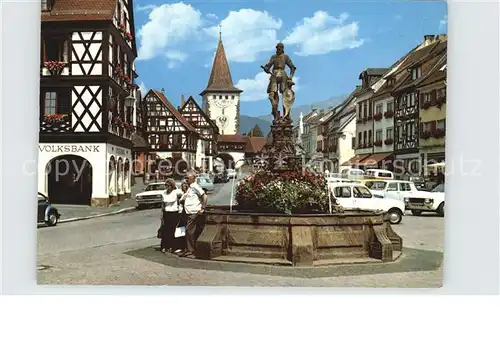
[373,113,383,121]
[384,110,394,118]
[44,61,67,75]
[384,139,393,145]
[118,24,133,43]
[435,95,446,108]
[44,114,67,125]
[420,131,431,140]
[433,128,445,138]
[374,140,383,147]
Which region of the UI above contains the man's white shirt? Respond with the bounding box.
[184,183,205,214]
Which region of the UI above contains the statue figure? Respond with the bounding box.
[261,42,296,122]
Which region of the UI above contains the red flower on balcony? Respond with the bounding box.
[44,114,67,124]
[374,140,383,147]
[44,61,67,75]
[433,128,446,138]
[435,96,446,109]
[384,110,394,118]
[420,131,431,139]
[422,101,432,110]
[373,113,383,121]
[384,139,393,145]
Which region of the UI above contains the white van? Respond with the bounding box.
[364,169,394,180]
[340,168,365,180]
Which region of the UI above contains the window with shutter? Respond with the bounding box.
[368,130,372,144]
[431,90,437,100]
[431,120,437,132]
[369,101,373,116]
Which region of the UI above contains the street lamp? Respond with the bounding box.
[124,93,135,108]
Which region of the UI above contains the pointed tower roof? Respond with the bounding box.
[201,35,242,95]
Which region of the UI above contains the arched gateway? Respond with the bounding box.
[46,155,92,205]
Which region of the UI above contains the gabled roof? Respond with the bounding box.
[150,90,197,132]
[358,68,389,79]
[41,0,138,57]
[201,37,242,95]
[416,54,447,88]
[41,0,116,22]
[179,96,219,133]
[218,134,247,143]
[244,137,266,153]
[391,39,447,93]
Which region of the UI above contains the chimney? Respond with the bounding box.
[423,35,435,46]
[437,34,447,41]
[181,94,185,106]
[160,88,165,95]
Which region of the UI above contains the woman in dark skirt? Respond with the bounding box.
[160,178,182,253]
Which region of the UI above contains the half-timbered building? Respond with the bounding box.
[179,96,220,172]
[141,89,198,177]
[38,0,140,207]
[391,35,447,174]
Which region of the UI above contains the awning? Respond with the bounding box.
[342,154,370,166]
[357,153,393,166]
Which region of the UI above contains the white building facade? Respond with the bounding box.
[39,0,138,207]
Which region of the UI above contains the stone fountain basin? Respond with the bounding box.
[195,206,403,267]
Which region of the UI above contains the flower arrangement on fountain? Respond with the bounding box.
[44,61,67,75]
[235,170,342,215]
[44,114,67,124]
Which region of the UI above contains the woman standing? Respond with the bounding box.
[160,179,181,253]
[174,182,189,255]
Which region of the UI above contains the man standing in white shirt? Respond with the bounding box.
[181,172,208,257]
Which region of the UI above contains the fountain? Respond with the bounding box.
[195,43,402,266]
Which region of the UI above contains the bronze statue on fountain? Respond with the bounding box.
[260,42,300,171]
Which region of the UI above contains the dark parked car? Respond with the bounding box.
[213,170,229,183]
[38,192,60,226]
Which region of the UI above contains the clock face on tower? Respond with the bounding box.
[214,98,232,109]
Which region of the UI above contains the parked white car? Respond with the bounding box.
[340,168,365,181]
[364,168,394,179]
[329,183,405,224]
[364,180,421,203]
[404,183,445,217]
[135,182,168,209]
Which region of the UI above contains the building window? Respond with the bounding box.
[436,120,445,130]
[43,37,69,62]
[363,131,367,145]
[231,95,235,99]
[424,92,432,103]
[352,137,356,149]
[363,102,368,117]
[358,132,362,147]
[124,13,128,31]
[438,88,446,98]
[375,104,383,114]
[213,95,216,99]
[386,127,393,140]
[219,95,222,99]
[375,129,382,142]
[386,101,394,112]
[225,95,228,99]
[368,130,372,144]
[412,66,422,80]
[43,90,70,116]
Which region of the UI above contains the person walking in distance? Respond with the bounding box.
[181,172,208,258]
[159,178,182,254]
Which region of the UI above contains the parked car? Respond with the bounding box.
[404,183,445,217]
[340,168,365,181]
[214,170,229,183]
[196,175,215,193]
[364,180,421,204]
[37,192,60,226]
[364,169,394,180]
[402,175,426,190]
[329,183,405,224]
[226,168,237,179]
[135,182,168,209]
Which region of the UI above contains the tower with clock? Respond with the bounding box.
[200,31,243,135]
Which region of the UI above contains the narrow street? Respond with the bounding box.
[37,178,444,287]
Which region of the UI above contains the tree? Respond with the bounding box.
[251,124,264,137]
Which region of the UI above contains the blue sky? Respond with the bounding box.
[133,0,448,116]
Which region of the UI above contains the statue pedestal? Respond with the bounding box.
[262,112,301,172]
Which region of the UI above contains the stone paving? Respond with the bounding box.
[37,186,444,287]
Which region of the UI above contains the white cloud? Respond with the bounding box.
[137,3,203,61]
[165,50,188,68]
[236,72,300,102]
[136,4,157,12]
[439,14,447,29]
[206,13,218,20]
[204,9,283,62]
[283,11,364,56]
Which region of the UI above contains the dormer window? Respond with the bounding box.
[387,78,394,86]
[412,66,422,80]
[41,0,53,11]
